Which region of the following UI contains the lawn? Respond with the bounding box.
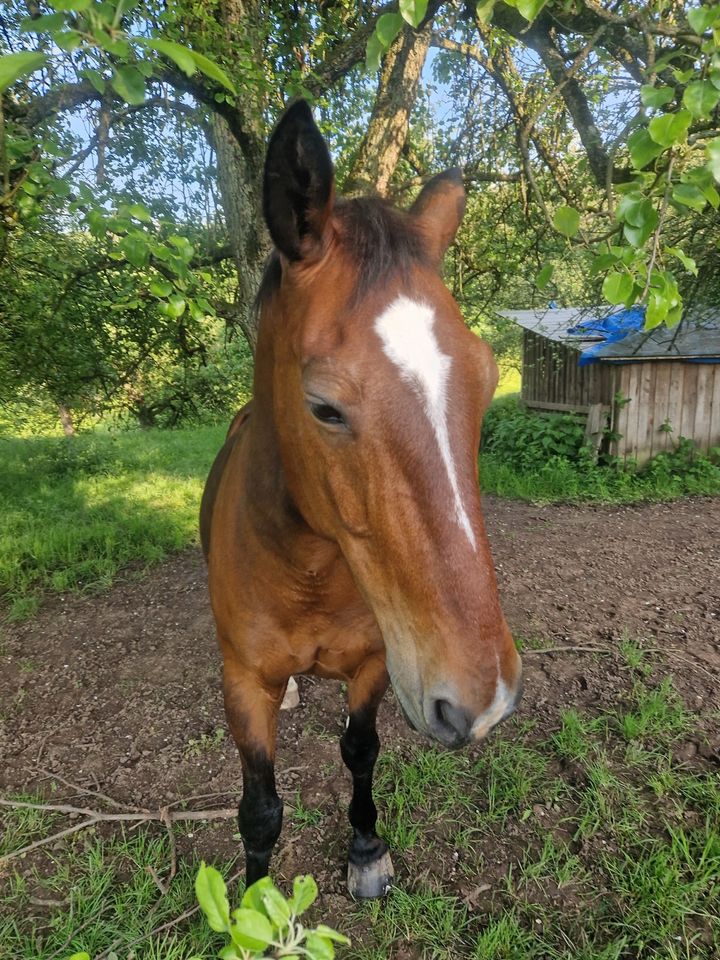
[1,647,718,958]
[0,426,224,621]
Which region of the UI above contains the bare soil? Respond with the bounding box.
[2,496,719,940]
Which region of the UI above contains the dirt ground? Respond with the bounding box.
[2,496,719,936]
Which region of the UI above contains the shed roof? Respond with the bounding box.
[502,306,720,362]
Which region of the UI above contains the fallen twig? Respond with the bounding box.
[0,800,236,865]
[31,766,148,813]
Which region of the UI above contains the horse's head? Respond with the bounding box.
[257,101,521,748]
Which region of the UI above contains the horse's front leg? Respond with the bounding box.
[223,653,284,886]
[341,654,393,898]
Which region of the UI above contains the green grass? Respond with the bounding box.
[0,426,223,620]
[1,671,718,957]
[480,452,720,503]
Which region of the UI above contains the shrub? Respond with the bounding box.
[481,396,592,470]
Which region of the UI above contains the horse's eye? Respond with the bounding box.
[310,402,345,426]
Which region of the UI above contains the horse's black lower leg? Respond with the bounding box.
[239,750,283,886]
[341,704,394,898]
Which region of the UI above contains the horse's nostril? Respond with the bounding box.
[430,698,472,746]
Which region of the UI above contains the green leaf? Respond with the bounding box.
[110,65,146,105]
[81,67,106,94]
[536,263,554,289]
[166,293,186,317]
[707,139,720,182]
[552,205,580,238]
[94,29,131,57]
[241,876,279,914]
[399,0,428,28]
[314,925,351,944]
[683,80,720,119]
[20,13,66,31]
[195,862,230,933]
[602,270,634,306]
[0,51,46,91]
[645,290,669,329]
[217,947,242,960]
[628,128,664,169]
[54,30,82,51]
[376,12,404,48]
[289,875,318,916]
[119,234,149,267]
[51,0,92,8]
[688,5,719,34]
[590,252,618,274]
[149,279,173,297]
[666,246,698,276]
[475,0,496,22]
[188,50,236,94]
[68,954,91,960]
[262,886,292,928]
[515,0,547,21]
[141,38,197,77]
[365,31,383,72]
[672,183,707,211]
[229,908,274,951]
[304,932,335,960]
[623,217,656,248]
[648,110,691,147]
[128,202,151,222]
[640,84,674,109]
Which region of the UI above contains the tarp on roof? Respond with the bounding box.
[501,306,720,364]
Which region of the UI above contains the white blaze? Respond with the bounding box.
[374,295,476,550]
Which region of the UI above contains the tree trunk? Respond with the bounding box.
[345,24,432,197]
[58,404,75,436]
[211,113,268,353]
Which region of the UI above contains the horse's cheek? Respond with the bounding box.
[325,462,369,538]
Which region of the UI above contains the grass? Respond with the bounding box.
[1,662,718,958]
[0,426,224,620]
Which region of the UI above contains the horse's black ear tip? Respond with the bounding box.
[442,167,464,187]
[279,98,316,133]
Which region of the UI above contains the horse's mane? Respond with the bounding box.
[254,197,429,316]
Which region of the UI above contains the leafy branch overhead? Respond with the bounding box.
[366,0,720,328]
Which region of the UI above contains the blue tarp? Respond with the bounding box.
[567,307,646,366]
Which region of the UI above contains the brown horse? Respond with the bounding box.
[200,101,522,898]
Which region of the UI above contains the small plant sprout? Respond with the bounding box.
[194,863,349,959]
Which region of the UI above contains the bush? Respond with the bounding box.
[480,397,720,502]
[482,396,593,470]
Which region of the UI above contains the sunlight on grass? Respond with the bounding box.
[0,426,224,619]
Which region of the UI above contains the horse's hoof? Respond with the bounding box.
[347,851,394,899]
[280,676,299,711]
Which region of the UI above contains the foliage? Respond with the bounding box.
[193,865,349,959]
[480,397,720,503]
[482,396,592,471]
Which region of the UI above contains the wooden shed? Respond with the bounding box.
[504,307,720,465]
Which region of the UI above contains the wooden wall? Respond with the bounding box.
[613,361,720,465]
[521,330,615,411]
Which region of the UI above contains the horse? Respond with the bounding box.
[200,100,522,899]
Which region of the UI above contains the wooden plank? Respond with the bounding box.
[693,364,713,452]
[679,364,699,443]
[665,362,684,452]
[629,363,653,465]
[709,365,720,452]
[615,366,633,463]
[652,362,672,456]
[524,399,590,413]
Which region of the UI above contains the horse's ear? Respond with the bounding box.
[410,168,466,265]
[263,100,335,262]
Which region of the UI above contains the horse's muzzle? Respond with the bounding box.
[424,674,523,749]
